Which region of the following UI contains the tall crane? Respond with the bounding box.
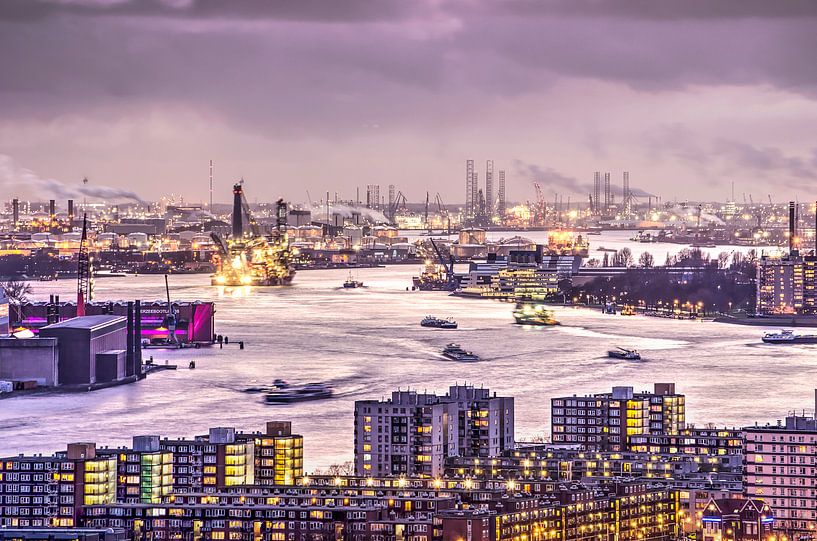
[424,191,430,230]
[533,182,546,225]
[76,214,92,317]
[387,191,407,224]
[435,193,450,235]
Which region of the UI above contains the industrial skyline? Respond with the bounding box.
[1,1,816,204]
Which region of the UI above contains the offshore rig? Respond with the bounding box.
[210,182,295,286]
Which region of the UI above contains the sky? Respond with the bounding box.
[1,0,817,206]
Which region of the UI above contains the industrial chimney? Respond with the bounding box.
[789,201,798,256]
[232,183,244,238]
[11,198,19,230]
[67,199,74,224]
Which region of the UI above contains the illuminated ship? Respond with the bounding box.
[512,302,559,326]
[211,182,295,287]
[546,231,589,257]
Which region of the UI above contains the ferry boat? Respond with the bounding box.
[762,330,817,344]
[442,343,479,362]
[512,303,559,326]
[343,272,364,289]
[608,347,641,360]
[421,316,458,329]
[264,382,333,404]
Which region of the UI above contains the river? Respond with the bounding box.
[0,231,809,471]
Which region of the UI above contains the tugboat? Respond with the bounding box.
[343,271,364,289]
[762,330,817,344]
[421,316,458,329]
[264,382,333,404]
[442,343,479,361]
[513,303,559,326]
[244,379,289,394]
[608,347,641,360]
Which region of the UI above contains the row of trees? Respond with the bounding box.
[586,247,758,274]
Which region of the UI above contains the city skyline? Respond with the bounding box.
[2,1,817,204]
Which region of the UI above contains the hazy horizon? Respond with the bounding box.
[2,0,816,206]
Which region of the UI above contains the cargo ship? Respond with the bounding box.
[513,303,559,326]
[211,183,295,286]
[762,330,817,344]
[442,343,479,361]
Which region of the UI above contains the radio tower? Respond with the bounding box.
[76,214,92,317]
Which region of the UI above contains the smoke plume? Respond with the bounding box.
[308,202,389,223]
[0,154,147,204]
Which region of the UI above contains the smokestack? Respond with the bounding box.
[49,199,55,222]
[12,198,19,230]
[789,200,797,255]
[232,183,243,238]
[126,301,134,377]
[134,300,143,378]
[67,200,74,224]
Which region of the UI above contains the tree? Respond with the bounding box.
[1,279,33,321]
[602,253,609,267]
[585,258,600,268]
[638,251,655,268]
[717,251,731,270]
[618,247,634,267]
[316,461,355,476]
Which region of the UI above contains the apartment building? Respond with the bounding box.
[354,384,514,477]
[744,415,817,534]
[0,443,116,529]
[235,421,304,485]
[551,383,685,451]
[96,436,173,504]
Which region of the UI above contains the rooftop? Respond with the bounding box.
[42,315,126,331]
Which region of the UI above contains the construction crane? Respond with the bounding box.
[76,214,92,317]
[387,191,407,224]
[424,191,430,230]
[434,193,451,235]
[429,237,456,290]
[533,182,546,225]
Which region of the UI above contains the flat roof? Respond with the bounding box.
[42,315,126,331]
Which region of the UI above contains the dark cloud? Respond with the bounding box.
[513,161,653,198]
[0,0,430,23]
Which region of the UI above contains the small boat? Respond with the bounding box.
[442,343,479,361]
[608,347,641,360]
[265,382,333,404]
[243,379,290,394]
[188,361,196,369]
[620,305,636,316]
[343,271,364,288]
[513,303,559,326]
[762,330,817,344]
[421,316,458,329]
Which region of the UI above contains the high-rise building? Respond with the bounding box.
[235,421,304,485]
[744,411,817,533]
[756,255,805,314]
[485,160,494,219]
[354,384,514,477]
[551,383,685,451]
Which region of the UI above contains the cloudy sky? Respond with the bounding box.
[1,0,816,206]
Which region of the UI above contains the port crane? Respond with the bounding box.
[429,237,456,290]
[387,191,407,225]
[434,193,451,235]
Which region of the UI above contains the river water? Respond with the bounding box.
[0,231,810,471]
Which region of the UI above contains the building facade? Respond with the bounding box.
[551,383,685,451]
[354,385,514,477]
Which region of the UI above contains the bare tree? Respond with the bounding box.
[717,251,730,270]
[618,247,635,267]
[1,279,33,321]
[638,251,655,268]
[314,461,355,476]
